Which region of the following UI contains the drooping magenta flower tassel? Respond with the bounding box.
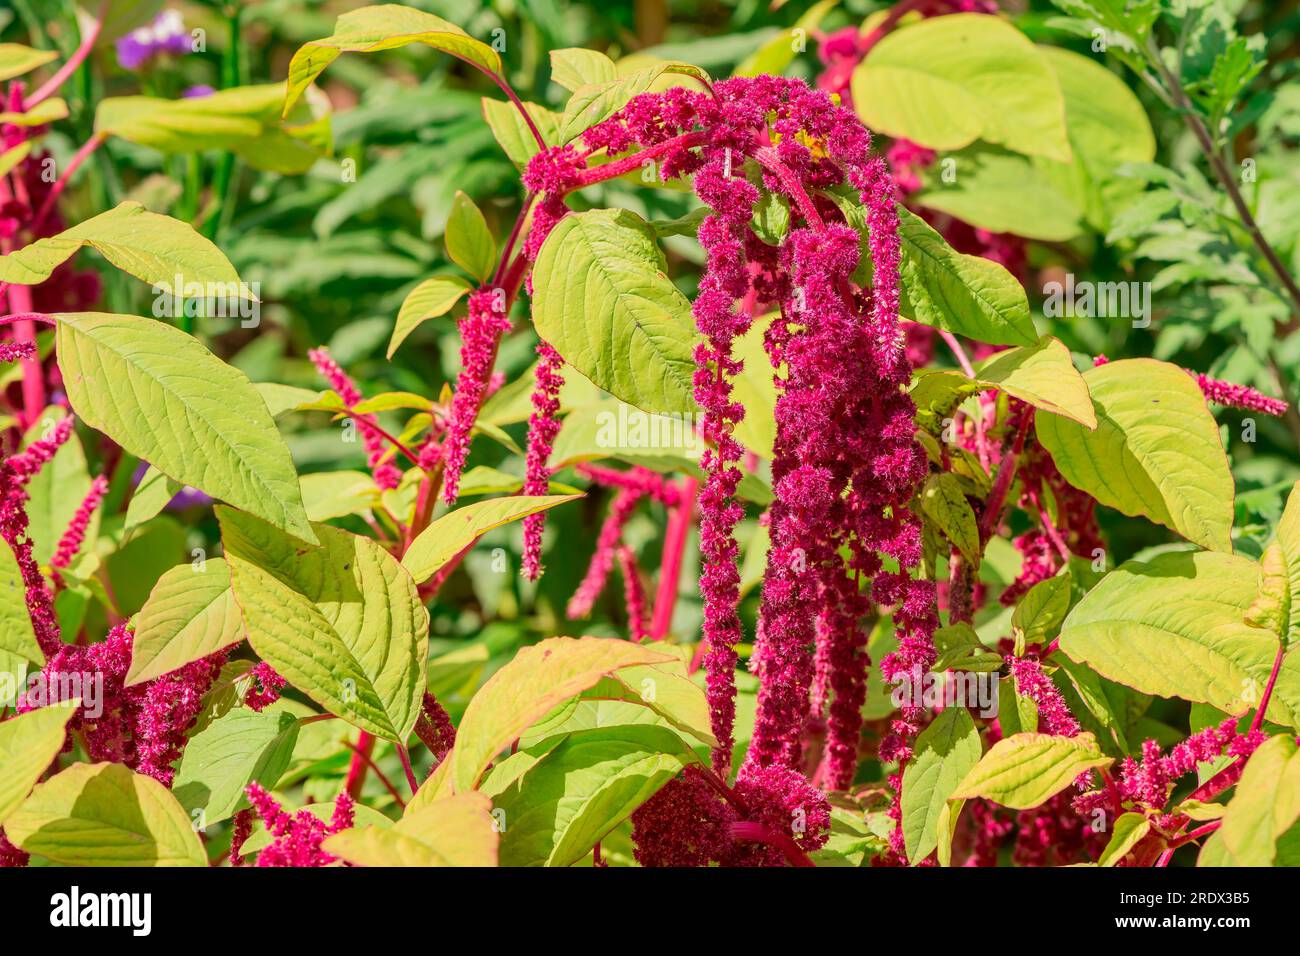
[243,661,287,712]
[308,346,402,491]
[617,545,649,642]
[520,341,565,580]
[566,485,645,620]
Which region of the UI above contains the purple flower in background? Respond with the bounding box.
[116,10,191,71]
[183,85,216,99]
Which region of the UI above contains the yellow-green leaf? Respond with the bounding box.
[401,495,581,585]
[951,732,1111,809]
[7,762,206,866]
[1245,481,1300,647]
[324,792,498,866]
[1036,358,1234,552]
[1218,735,1300,866]
[388,275,472,358]
[0,98,69,127]
[0,44,57,82]
[284,4,502,117]
[126,558,243,686]
[219,507,427,741]
[973,336,1096,427]
[58,312,315,544]
[448,636,673,792]
[1097,812,1150,866]
[0,701,78,827]
[445,192,496,284]
[901,705,982,863]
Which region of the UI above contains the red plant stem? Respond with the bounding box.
[492,192,536,287]
[344,731,376,799]
[31,132,106,236]
[25,5,105,108]
[2,291,45,426]
[977,409,1033,543]
[651,476,698,641]
[344,735,405,807]
[1250,643,1286,736]
[335,407,420,467]
[729,821,815,867]
[396,743,420,797]
[752,146,825,229]
[1029,487,1072,564]
[574,131,709,189]
[938,330,990,468]
[1188,758,1248,804]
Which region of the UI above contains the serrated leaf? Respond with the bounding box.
[0,701,78,827]
[1059,551,1300,729]
[8,762,205,866]
[284,5,502,117]
[447,636,673,792]
[901,705,982,863]
[1036,358,1234,552]
[851,14,1072,161]
[401,495,581,584]
[58,312,315,545]
[388,275,472,358]
[951,732,1111,809]
[172,708,300,824]
[488,725,692,866]
[219,507,427,741]
[126,559,243,686]
[533,208,697,416]
[0,202,248,289]
[444,192,495,284]
[324,792,498,866]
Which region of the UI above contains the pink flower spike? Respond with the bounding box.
[521,340,565,580]
[51,473,107,571]
[308,346,402,491]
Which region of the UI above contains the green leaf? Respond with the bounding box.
[851,13,1071,161]
[488,725,692,866]
[58,312,314,544]
[1097,812,1150,866]
[388,275,472,358]
[97,84,331,175]
[172,708,300,824]
[1012,574,1073,645]
[895,206,1037,347]
[921,473,980,568]
[481,98,561,168]
[915,146,1084,241]
[401,495,582,585]
[951,732,1111,809]
[1059,551,1300,729]
[1217,735,1300,866]
[590,652,719,749]
[126,559,243,686]
[550,48,618,91]
[1245,481,1300,647]
[0,98,69,127]
[557,67,668,144]
[445,192,496,284]
[1036,358,1234,552]
[284,5,502,117]
[300,470,379,522]
[0,142,33,179]
[901,705,982,863]
[125,465,182,531]
[0,43,57,82]
[8,762,205,866]
[0,202,248,289]
[0,701,78,827]
[325,792,498,866]
[533,208,697,416]
[219,506,428,741]
[973,337,1096,427]
[447,636,674,792]
[0,537,41,670]
[21,407,92,568]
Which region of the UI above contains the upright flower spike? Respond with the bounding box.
[1007,656,1081,737]
[439,288,512,504]
[413,691,457,765]
[51,473,107,572]
[243,783,354,867]
[308,346,402,491]
[520,341,564,579]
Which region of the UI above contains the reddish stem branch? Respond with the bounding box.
[25,6,105,108]
[652,476,698,642]
[31,132,106,236]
